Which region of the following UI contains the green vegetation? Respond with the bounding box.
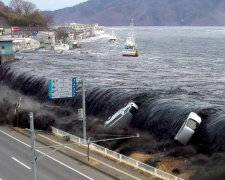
[0,11,8,19]
[0,0,51,28]
[7,11,47,27]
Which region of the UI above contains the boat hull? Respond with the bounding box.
[52,44,69,51]
[109,39,118,42]
[122,49,139,57]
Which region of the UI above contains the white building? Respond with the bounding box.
[35,31,56,44]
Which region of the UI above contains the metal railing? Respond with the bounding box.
[51,127,183,180]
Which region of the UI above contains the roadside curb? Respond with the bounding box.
[11,126,146,180]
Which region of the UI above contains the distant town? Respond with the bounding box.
[0,22,104,64]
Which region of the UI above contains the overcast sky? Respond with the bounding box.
[2,0,87,11]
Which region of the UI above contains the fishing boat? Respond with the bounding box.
[68,40,81,49]
[52,41,69,52]
[122,19,139,57]
[109,30,119,43]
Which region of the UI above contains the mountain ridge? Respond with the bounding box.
[44,0,225,26]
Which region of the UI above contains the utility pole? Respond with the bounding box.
[82,79,86,141]
[30,112,37,180]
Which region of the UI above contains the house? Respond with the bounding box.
[0,40,15,64]
[34,31,56,45]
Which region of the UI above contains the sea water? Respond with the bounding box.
[3,27,225,152]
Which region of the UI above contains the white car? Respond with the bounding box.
[174,112,202,145]
[104,102,139,128]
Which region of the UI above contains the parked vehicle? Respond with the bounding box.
[174,112,202,145]
[104,101,139,128]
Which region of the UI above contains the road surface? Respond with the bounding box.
[0,126,116,180]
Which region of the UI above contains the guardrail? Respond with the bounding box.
[51,127,183,180]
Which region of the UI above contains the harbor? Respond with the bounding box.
[0,22,104,52]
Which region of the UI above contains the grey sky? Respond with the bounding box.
[2,0,87,11]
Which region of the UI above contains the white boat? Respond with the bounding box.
[69,40,81,49]
[122,19,139,57]
[52,40,69,52]
[109,30,118,43]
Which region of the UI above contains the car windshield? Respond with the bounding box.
[186,118,199,130]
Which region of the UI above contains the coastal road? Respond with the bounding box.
[0,126,116,180]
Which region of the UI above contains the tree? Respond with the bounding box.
[23,10,47,27]
[9,0,36,14]
[56,30,68,42]
[44,14,54,27]
[8,10,48,27]
[9,0,23,14]
[0,0,12,12]
[22,1,36,14]
[8,0,51,28]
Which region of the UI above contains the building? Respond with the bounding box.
[64,23,104,39]
[33,31,56,45]
[64,23,87,31]
[0,40,15,64]
[11,38,40,51]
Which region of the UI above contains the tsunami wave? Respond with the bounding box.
[0,64,224,154]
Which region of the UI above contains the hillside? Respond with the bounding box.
[44,0,225,26]
[0,0,49,27]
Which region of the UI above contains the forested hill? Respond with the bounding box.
[44,0,225,26]
[0,0,50,27]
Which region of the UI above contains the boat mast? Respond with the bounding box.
[130,18,135,44]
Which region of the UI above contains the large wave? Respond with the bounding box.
[0,63,224,154]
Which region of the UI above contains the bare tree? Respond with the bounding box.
[10,0,36,14]
[44,14,54,27]
[56,29,68,42]
[22,1,36,14]
[0,1,12,12]
[9,0,23,14]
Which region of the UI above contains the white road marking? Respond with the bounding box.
[12,157,31,170]
[0,130,93,180]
